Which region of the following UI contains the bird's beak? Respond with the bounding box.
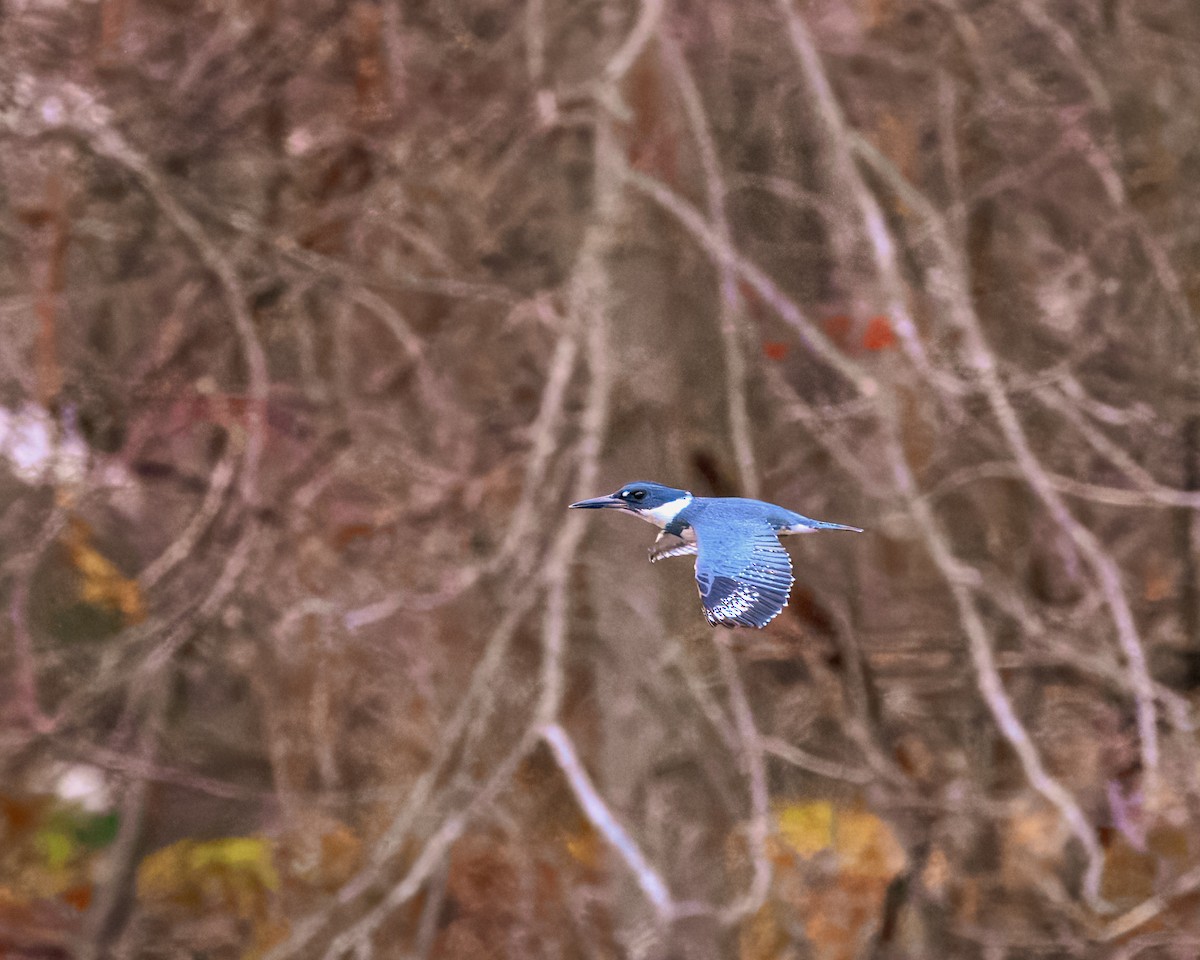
[568,494,626,510]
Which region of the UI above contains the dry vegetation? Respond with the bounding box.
[2,0,1200,958]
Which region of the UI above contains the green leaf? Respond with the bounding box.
[74,811,120,849]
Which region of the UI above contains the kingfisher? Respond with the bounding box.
[569,481,862,629]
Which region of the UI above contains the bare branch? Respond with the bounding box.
[714,642,772,922]
[762,736,874,785]
[659,34,759,496]
[774,0,958,394]
[604,0,667,85]
[852,132,1160,797]
[540,722,674,918]
[629,150,1108,907]
[41,84,270,507]
[623,166,878,398]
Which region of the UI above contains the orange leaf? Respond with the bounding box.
[2,796,46,834]
[762,341,789,361]
[861,316,897,351]
[60,884,92,912]
[562,822,602,871]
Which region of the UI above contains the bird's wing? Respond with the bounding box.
[691,519,794,628]
[649,530,698,563]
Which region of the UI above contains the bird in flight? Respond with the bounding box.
[569,481,862,629]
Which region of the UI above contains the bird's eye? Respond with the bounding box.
[631,489,647,502]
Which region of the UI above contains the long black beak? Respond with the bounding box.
[568,494,626,510]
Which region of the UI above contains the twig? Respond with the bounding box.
[926,459,1200,510]
[623,166,878,398]
[632,151,1109,908]
[604,0,667,84]
[50,85,270,508]
[852,132,1160,798]
[774,0,958,395]
[895,439,1110,909]
[1100,860,1200,941]
[77,678,174,960]
[714,643,772,922]
[526,0,547,84]
[495,324,580,565]
[529,100,679,922]
[1034,383,1182,495]
[273,76,628,960]
[315,732,539,960]
[258,581,543,960]
[762,736,873,785]
[660,34,759,497]
[6,508,67,733]
[138,450,236,590]
[540,722,674,918]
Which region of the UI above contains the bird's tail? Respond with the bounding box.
[789,519,864,534]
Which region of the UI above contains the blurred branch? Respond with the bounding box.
[78,677,173,960]
[315,733,536,960]
[659,33,759,497]
[272,62,629,960]
[541,723,673,917]
[852,132,1161,799]
[604,0,666,84]
[525,0,547,84]
[1034,382,1183,494]
[628,144,1109,908]
[495,320,579,565]
[893,441,1110,909]
[259,579,543,960]
[138,450,237,590]
[29,83,270,508]
[5,508,67,734]
[1011,0,1113,115]
[762,736,873,785]
[1099,859,1200,940]
[1101,861,1200,941]
[714,642,772,922]
[927,459,1200,510]
[261,222,519,305]
[774,0,958,394]
[623,166,878,397]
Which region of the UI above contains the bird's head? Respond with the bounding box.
[569,481,693,526]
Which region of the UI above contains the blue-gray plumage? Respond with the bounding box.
[569,481,862,628]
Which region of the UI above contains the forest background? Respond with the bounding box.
[3,1,1200,958]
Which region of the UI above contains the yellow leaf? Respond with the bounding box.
[189,838,279,891]
[774,802,906,879]
[64,517,145,625]
[137,836,277,919]
[776,801,834,857]
[763,801,908,960]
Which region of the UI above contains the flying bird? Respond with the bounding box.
[569,481,862,629]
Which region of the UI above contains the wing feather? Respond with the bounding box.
[692,520,794,629]
[649,531,699,563]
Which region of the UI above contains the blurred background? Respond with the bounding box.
[2,0,1200,957]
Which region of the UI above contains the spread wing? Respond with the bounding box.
[691,519,794,629]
